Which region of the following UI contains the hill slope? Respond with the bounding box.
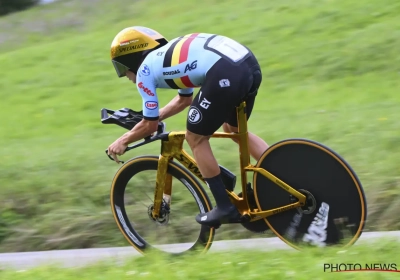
[0,0,399,252]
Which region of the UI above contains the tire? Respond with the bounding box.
[110,155,215,255]
[253,139,367,250]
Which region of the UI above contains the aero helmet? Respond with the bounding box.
[110,26,168,77]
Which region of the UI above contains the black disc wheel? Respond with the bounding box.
[254,139,367,250]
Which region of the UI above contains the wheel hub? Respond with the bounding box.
[148,201,170,225]
[291,189,316,214]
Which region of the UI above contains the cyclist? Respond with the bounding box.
[107,26,269,227]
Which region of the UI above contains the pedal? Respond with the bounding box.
[205,214,247,229]
[223,213,249,224]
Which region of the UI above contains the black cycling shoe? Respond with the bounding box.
[195,205,242,228]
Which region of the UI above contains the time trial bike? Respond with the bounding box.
[101,101,367,255]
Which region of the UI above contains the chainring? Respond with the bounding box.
[238,187,270,233]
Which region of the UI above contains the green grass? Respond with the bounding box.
[0,0,399,252]
[1,240,400,279]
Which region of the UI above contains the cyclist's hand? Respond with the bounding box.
[107,139,128,164]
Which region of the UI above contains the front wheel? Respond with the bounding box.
[110,155,215,255]
[253,138,367,250]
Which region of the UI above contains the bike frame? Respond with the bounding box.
[152,101,307,221]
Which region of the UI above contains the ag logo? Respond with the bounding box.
[188,106,202,124]
[184,60,198,73]
[141,64,150,76]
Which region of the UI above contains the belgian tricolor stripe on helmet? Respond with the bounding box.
[163,33,200,89]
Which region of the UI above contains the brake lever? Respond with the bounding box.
[104,134,155,164]
[105,149,126,164]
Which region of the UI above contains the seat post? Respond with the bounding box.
[236,101,248,135]
[236,101,251,194]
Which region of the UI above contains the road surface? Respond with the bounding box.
[1,231,399,270]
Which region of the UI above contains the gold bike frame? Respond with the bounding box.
[152,101,307,221]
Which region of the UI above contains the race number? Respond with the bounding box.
[206,36,249,62]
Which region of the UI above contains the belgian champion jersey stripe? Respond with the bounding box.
[164,79,180,89]
[163,37,182,68]
[163,33,199,88]
[179,33,199,63]
[180,75,196,87]
[171,38,187,66]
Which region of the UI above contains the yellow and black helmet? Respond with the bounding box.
[110,26,168,77]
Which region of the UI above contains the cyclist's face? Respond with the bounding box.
[126,70,136,83]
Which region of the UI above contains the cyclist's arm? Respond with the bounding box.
[119,118,158,145]
[120,67,160,145]
[159,89,193,121]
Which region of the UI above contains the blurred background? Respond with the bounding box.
[0,0,399,253]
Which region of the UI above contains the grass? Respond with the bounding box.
[1,239,400,279]
[0,0,399,251]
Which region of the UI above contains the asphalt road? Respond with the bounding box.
[1,231,399,270]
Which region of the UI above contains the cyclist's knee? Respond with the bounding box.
[223,123,239,143]
[222,123,231,133]
[223,123,238,133]
[186,130,210,149]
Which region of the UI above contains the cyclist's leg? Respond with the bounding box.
[185,59,251,226]
[186,130,241,226]
[186,137,241,226]
[223,96,269,161]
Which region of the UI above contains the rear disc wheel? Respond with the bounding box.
[254,139,367,250]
